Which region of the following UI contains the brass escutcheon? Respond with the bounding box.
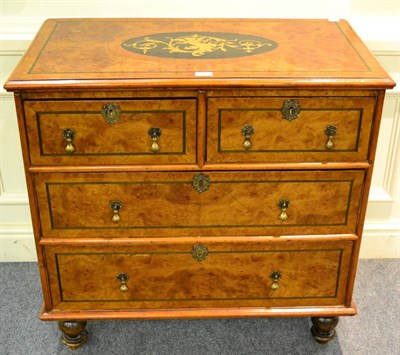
[324,124,338,150]
[102,103,121,124]
[241,124,255,150]
[278,199,290,222]
[62,128,76,154]
[148,127,162,153]
[192,244,209,262]
[270,271,282,291]
[116,273,129,292]
[281,99,301,121]
[192,173,211,193]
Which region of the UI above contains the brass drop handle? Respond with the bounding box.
[278,199,290,222]
[110,200,123,224]
[325,125,338,150]
[62,128,76,154]
[242,124,255,150]
[116,273,129,292]
[270,271,282,291]
[148,127,162,153]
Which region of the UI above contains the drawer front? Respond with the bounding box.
[35,170,364,238]
[24,99,197,165]
[45,239,353,311]
[207,96,375,164]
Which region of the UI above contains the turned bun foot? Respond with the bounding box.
[310,316,339,344]
[58,321,88,350]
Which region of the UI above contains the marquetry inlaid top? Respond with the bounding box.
[4,18,395,90]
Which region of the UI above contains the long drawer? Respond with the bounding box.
[35,170,364,238]
[24,99,197,165]
[45,239,353,311]
[207,96,375,164]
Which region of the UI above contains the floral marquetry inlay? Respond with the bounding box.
[122,32,278,59]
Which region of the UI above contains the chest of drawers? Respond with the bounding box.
[5,18,395,349]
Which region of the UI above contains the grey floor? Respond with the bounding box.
[1,259,399,355]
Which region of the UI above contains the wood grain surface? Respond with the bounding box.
[45,239,353,311]
[4,19,395,90]
[34,170,364,238]
[207,96,375,163]
[24,98,197,165]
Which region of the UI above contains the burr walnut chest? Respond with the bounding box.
[5,18,395,349]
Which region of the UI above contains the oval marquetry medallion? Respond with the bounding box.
[122,32,278,59]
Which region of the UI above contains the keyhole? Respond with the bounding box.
[289,107,293,115]
[199,179,204,190]
[108,108,114,117]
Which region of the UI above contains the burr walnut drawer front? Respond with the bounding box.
[24,99,197,165]
[45,239,353,311]
[35,170,364,238]
[207,96,376,164]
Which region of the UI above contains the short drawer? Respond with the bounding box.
[207,96,375,164]
[35,170,364,238]
[45,239,353,311]
[24,99,197,165]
